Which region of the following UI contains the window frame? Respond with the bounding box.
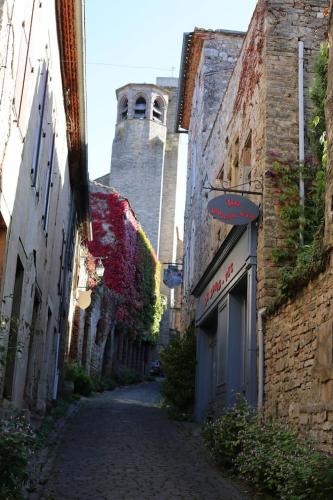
[42,130,55,234]
[31,62,49,192]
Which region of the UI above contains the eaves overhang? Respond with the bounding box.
[175,28,246,133]
[55,0,92,240]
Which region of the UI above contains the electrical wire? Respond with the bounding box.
[87,61,175,72]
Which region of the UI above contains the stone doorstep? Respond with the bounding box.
[23,399,82,500]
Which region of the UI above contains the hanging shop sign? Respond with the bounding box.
[163,265,183,289]
[207,194,259,225]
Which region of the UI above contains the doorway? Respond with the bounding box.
[217,275,248,408]
[3,257,24,399]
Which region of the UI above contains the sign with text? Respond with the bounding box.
[208,194,259,225]
[197,230,249,320]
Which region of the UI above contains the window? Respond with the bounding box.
[134,96,146,119]
[3,257,24,399]
[0,213,7,286]
[190,142,197,199]
[119,95,128,120]
[189,221,195,285]
[58,228,66,295]
[42,132,55,233]
[241,131,252,186]
[216,165,224,187]
[153,98,164,122]
[31,61,49,190]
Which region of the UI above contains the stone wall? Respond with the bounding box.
[156,81,180,346]
[181,30,245,329]
[110,84,168,252]
[109,80,181,346]
[182,1,328,329]
[263,0,333,453]
[260,0,329,308]
[264,255,333,453]
[325,1,333,247]
[180,0,332,443]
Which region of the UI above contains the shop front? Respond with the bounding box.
[192,224,257,421]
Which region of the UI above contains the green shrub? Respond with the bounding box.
[65,363,93,396]
[0,415,35,499]
[203,397,333,499]
[202,394,254,468]
[92,376,117,392]
[160,322,196,418]
[115,367,142,386]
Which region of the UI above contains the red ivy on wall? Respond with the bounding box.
[87,184,160,340]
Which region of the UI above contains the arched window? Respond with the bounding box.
[153,98,164,122]
[134,96,146,119]
[119,96,128,120]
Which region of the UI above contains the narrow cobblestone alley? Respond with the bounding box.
[41,382,249,500]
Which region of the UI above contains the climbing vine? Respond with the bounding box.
[135,227,164,343]
[268,42,329,313]
[88,185,163,343]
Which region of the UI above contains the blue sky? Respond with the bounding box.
[86,0,257,181]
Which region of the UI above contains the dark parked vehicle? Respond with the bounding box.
[149,360,163,377]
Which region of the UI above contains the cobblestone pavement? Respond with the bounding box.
[41,381,249,500]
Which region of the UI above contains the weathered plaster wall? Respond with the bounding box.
[0,0,77,410]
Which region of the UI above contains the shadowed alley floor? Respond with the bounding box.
[41,381,249,500]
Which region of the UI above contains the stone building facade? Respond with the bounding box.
[98,77,181,346]
[68,181,161,379]
[262,0,333,453]
[0,0,90,411]
[178,0,330,443]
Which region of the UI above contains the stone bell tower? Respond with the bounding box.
[99,78,180,346]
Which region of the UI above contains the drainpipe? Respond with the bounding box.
[298,39,305,246]
[258,307,266,410]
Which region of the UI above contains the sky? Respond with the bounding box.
[86,0,257,181]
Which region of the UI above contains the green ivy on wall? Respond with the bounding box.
[268,42,329,314]
[136,226,164,343]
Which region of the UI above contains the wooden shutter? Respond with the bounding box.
[31,61,49,189]
[13,0,36,132]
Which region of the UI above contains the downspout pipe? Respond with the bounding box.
[258,307,266,410]
[298,40,305,246]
